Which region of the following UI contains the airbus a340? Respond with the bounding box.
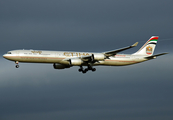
[3,36,167,73]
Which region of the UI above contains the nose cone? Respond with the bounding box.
[3,54,8,59]
[3,54,6,58]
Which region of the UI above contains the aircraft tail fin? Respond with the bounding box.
[133,36,159,56]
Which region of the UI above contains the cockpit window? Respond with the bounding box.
[7,52,12,54]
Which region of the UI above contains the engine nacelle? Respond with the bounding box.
[92,53,105,61]
[69,59,83,66]
[53,63,70,69]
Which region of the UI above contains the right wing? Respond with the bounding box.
[103,42,138,57]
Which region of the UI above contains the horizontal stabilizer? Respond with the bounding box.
[145,53,168,59]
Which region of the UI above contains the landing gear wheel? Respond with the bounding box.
[78,69,82,72]
[16,65,19,68]
[82,70,86,74]
[92,68,96,72]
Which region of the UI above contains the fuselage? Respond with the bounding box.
[3,49,147,66]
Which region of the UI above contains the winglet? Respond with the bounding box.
[132,42,138,47]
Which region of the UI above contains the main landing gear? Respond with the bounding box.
[78,65,96,74]
[15,61,19,68]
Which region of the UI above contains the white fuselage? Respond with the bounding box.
[3,50,147,66]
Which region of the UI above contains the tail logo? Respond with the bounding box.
[146,46,152,55]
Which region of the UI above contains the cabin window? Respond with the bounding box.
[7,52,12,54]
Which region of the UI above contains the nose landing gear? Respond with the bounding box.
[15,61,19,68]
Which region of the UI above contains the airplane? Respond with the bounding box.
[3,36,168,73]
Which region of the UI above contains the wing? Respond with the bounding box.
[63,55,93,62]
[103,42,138,57]
[80,55,94,62]
[62,42,138,63]
[145,53,168,59]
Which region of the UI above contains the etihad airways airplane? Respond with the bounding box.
[3,36,167,73]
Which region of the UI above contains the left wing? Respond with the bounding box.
[103,42,138,57]
[80,55,94,62]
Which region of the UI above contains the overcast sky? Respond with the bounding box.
[0,0,173,120]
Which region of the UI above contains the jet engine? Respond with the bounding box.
[53,63,70,69]
[69,59,83,66]
[92,53,105,61]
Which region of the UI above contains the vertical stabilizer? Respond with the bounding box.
[133,36,158,56]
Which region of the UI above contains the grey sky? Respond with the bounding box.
[0,0,173,120]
